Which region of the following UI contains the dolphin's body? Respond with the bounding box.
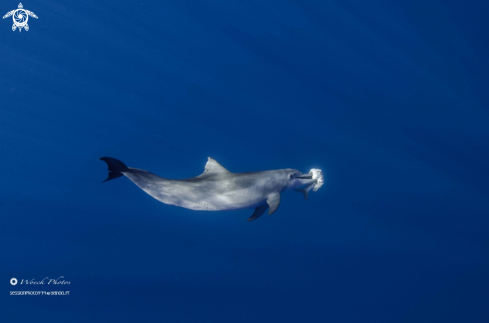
[100,157,318,221]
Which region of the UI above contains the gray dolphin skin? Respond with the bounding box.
[100,157,318,221]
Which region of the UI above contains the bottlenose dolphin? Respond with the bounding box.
[100,157,321,221]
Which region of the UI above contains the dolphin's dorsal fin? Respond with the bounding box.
[201,157,231,176]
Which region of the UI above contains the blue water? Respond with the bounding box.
[2,0,488,322]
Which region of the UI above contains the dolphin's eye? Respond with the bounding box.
[289,174,294,180]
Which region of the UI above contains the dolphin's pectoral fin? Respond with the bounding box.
[267,193,281,215]
[199,157,231,177]
[247,204,268,222]
[294,183,315,200]
[294,188,308,200]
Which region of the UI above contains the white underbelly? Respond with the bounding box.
[179,194,265,211]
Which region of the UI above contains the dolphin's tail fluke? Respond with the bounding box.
[100,157,129,182]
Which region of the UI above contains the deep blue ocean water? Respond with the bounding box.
[1,0,488,322]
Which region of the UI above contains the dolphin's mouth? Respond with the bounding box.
[295,173,316,188]
[295,169,324,191]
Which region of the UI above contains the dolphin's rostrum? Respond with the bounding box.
[100,157,321,221]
